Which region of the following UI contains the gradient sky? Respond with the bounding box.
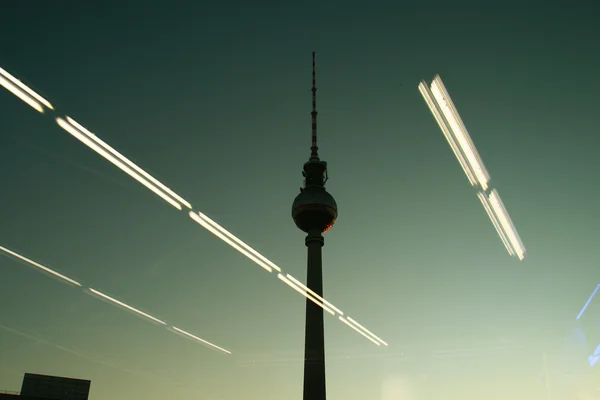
[1,2,600,399]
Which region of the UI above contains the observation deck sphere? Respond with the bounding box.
[292,186,338,233]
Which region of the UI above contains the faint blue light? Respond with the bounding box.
[589,344,600,367]
[576,284,600,320]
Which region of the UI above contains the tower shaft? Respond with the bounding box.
[303,229,326,400]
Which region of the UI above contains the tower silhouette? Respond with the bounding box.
[291,52,338,400]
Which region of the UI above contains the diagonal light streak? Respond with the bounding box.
[65,117,192,209]
[339,316,380,346]
[189,211,272,273]
[488,190,525,260]
[477,191,515,256]
[0,323,131,375]
[0,67,53,110]
[56,117,182,210]
[419,75,525,261]
[89,288,167,325]
[419,81,478,187]
[347,316,388,346]
[286,274,342,315]
[171,326,232,355]
[2,245,230,355]
[0,323,193,393]
[0,74,44,113]
[197,211,281,272]
[430,76,490,191]
[1,65,388,348]
[576,283,600,320]
[278,273,335,316]
[0,245,81,286]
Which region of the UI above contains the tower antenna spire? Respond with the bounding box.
[310,51,319,160]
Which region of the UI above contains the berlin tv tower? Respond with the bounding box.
[291,52,338,400]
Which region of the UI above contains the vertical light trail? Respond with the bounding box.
[65,117,192,209]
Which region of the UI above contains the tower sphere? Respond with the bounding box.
[292,186,338,233]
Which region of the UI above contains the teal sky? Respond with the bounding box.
[1,1,600,399]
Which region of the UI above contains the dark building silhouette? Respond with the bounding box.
[0,373,90,400]
[291,52,338,400]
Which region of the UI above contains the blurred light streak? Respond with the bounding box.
[430,75,490,191]
[171,326,232,355]
[188,212,387,343]
[338,316,381,346]
[347,316,388,346]
[0,74,44,113]
[65,117,191,209]
[419,81,478,187]
[8,136,140,192]
[0,67,53,110]
[0,324,190,390]
[0,245,82,286]
[286,274,342,315]
[56,117,182,210]
[576,284,600,320]
[89,288,167,325]
[1,247,230,356]
[421,77,526,260]
[0,323,47,343]
[477,191,515,256]
[197,211,281,272]
[0,324,120,372]
[278,274,335,316]
[0,65,387,348]
[53,344,145,376]
[189,211,273,273]
[488,190,526,260]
